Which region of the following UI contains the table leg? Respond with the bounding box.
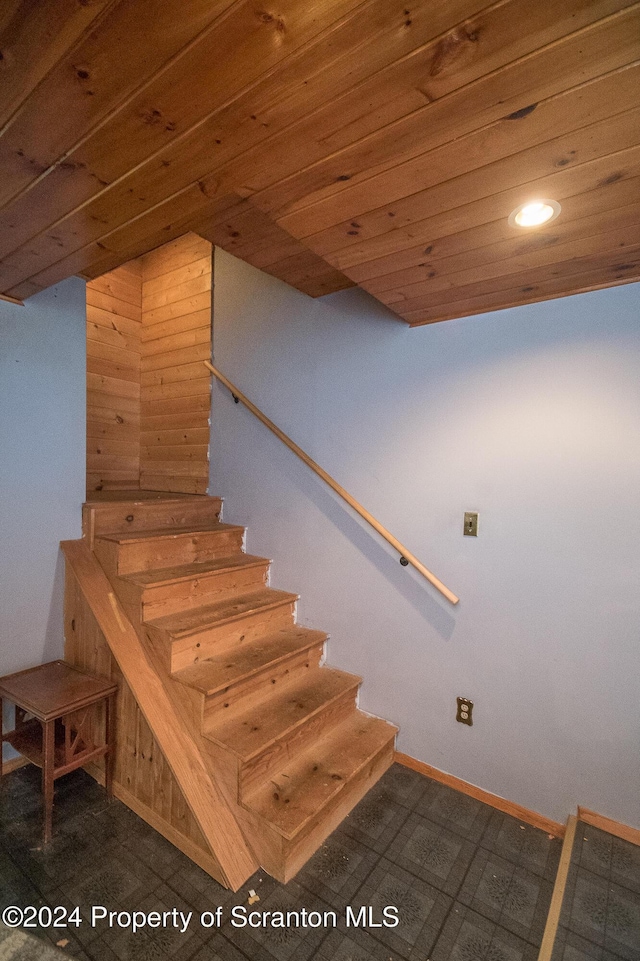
[0,696,3,784]
[42,720,55,844]
[105,693,115,799]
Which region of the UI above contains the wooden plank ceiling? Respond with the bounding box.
[1,0,639,325]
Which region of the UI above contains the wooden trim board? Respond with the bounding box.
[577,806,640,847]
[537,815,578,961]
[395,752,565,838]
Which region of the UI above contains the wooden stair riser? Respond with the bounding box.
[238,682,360,802]
[161,600,298,673]
[141,561,270,621]
[203,643,324,720]
[95,527,245,576]
[83,497,222,539]
[280,736,395,883]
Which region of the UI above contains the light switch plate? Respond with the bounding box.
[464,512,478,536]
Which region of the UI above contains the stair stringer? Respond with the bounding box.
[61,539,259,891]
[64,569,227,881]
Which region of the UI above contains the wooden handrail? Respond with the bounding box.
[205,361,459,605]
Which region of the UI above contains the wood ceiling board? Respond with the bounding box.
[245,1,640,215]
[80,197,241,282]
[68,0,368,180]
[276,75,640,245]
[2,188,230,296]
[260,250,356,298]
[346,174,640,285]
[0,0,239,205]
[0,0,369,262]
[284,108,640,256]
[0,0,503,296]
[0,0,616,276]
[2,1,639,321]
[5,280,44,301]
[0,0,118,129]
[405,252,640,326]
[203,0,501,196]
[193,198,355,296]
[365,201,640,299]
[302,139,640,284]
[0,174,223,288]
[381,221,640,309]
[325,147,640,277]
[194,200,294,258]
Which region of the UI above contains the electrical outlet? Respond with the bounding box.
[463,512,478,536]
[456,697,473,725]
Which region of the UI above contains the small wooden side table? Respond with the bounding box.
[0,660,117,843]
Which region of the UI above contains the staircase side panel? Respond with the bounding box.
[62,547,258,889]
[64,566,225,882]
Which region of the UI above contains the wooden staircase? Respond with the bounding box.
[77,492,397,886]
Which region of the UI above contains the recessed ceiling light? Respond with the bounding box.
[508,199,561,228]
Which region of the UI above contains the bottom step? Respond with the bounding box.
[244,712,397,841]
[242,712,396,883]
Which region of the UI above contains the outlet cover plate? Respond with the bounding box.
[457,697,473,725]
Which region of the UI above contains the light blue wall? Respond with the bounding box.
[210,247,640,827]
[1,279,86,756]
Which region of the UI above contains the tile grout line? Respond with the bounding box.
[537,814,577,961]
[430,787,506,954]
[347,772,564,958]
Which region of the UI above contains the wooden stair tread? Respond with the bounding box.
[243,713,397,840]
[204,666,361,761]
[96,522,242,544]
[123,553,270,587]
[147,588,298,638]
[85,492,211,503]
[173,627,327,695]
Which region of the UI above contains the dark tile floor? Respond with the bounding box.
[553,821,640,961]
[0,762,566,961]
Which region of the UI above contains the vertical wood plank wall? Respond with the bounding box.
[86,262,142,493]
[64,567,225,883]
[140,233,213,494]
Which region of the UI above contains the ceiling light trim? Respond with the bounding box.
[508,199,562,229]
